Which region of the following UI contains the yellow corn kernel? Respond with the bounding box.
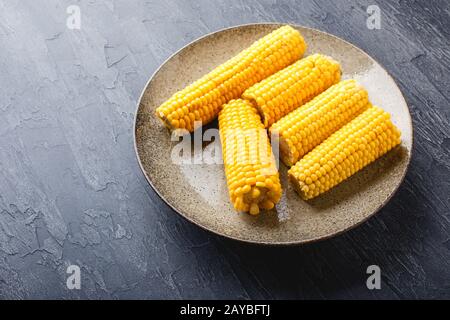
[270,80,370,166]
[219,99,282,214]
[156,26,307,132]
[242,53,341,128]
[251,187,261,199]
[289,106,401,200]
[249,203,260,215]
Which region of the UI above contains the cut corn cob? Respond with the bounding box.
[270,79,370,166]
[289,106,401,200]
[219,99,282,215]
[242,53,341,128]
[156,26,307,132]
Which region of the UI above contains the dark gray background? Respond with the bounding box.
[0,0,449,299]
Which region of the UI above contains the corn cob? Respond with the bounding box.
[219,99,282,215]
[156,26,307,132]
[289,106,401,200]
[242,53,341,128]
[270,80,370,166]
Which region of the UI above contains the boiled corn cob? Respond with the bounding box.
[156,26,307,132]
[242,53,341,128]
[289,106,401,200]
[270,79,370,166]
[219,99,282,215]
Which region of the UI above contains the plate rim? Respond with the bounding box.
[133,22,414,246]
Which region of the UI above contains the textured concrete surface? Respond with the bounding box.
[0,0,449,299]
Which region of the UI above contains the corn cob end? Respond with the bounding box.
[269,128,296,167]
[155,108,173,130]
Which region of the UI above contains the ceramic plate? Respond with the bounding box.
[134,23,413,245]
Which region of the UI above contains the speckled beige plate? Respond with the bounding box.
[134,23,413,245]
